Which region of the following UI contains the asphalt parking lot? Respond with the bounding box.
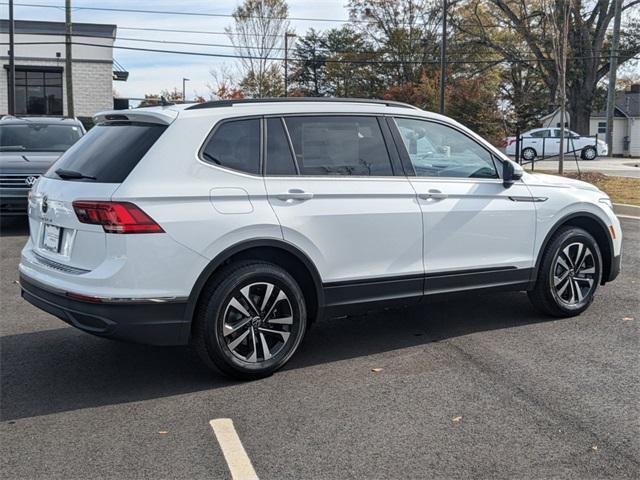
[1,217,638,480]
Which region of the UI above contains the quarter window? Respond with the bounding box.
[201,118,260,175]
[266,118,297,176]
[284,116,393,176]
[395,118,498,179]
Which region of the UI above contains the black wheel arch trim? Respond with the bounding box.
[184,238,325,325]
[533,211,615,284]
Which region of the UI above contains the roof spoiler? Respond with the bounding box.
[93,108,178,126]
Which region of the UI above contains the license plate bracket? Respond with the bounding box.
[43,224,62,253]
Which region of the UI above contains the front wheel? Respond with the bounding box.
[528,226,602,317]
[581,146,597,160]
[193,261,307,379]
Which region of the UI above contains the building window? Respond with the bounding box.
[7,68,63,115]
[598,122,606,134]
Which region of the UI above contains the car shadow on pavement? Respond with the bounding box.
[1,291,550,421]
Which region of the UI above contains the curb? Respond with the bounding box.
[613,203,640,218]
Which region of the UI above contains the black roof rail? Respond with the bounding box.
[185,97,420,111]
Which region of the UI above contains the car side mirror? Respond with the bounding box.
[503,160,523,188]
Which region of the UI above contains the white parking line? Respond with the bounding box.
[209,419,259,480]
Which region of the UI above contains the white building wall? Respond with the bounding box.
[589,117,628,156]
[0,59,113,118]
[629,119,640,157]
[0,31,114,118]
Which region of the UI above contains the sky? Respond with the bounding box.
[0,0,350,99]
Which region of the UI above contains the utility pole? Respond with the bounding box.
[182,77,190,102]
[439,0,447,114]
[284,32,296,97]
[557,0,571,175]
[605,0,623,155]
[65,0,74,117]
[7,0,15,115]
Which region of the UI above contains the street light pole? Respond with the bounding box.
[182,77,190,102]
[8,0,15,115]
[439,0,447,114]
[284,32,296,97]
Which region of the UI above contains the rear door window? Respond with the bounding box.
[283,116,394,176]
[45,122,166,183]
[266,118,297,176]
[201,118,261,175]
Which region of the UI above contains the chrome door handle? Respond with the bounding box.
[418,191,448,200]
[277,189,314,201]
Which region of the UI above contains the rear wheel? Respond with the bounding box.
[521,147,537,162]
[193,261,307,379]
[581,146,597,160]
[528,226,602,317]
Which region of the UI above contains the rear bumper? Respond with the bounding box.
[20,274,191,346]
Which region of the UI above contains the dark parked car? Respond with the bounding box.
[0,116,84,216]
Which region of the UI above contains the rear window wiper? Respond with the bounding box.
[55,168,97,180]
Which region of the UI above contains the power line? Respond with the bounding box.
[4,40,637,66]
[3,1,352,24]
[6,31,632,57]
[119,26,282,38]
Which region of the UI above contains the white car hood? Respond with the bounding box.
[524,172,602,193]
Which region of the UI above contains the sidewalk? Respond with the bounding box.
[511,156,640,178]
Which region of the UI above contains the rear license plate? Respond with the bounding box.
[43,224,61,253]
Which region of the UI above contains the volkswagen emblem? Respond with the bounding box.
[24,175,37,186]
[41,195,48,214]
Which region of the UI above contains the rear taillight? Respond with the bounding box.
[72,201,164,234]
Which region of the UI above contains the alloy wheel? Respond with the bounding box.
[552,242,597,306]
[222,282,294,363]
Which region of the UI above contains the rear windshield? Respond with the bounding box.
[45,122,166,183]
[0,123,82,152]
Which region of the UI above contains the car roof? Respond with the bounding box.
[0,116,82,125]
[95,98,453,126]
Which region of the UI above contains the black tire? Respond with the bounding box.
[581,146,597,160]
[193,260,307,380]
[521,147,537,162]
[528,226,602,317]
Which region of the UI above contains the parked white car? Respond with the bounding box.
[19,99,622,379]
[505,127,608,161]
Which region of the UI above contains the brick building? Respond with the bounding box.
[0,19,126,119]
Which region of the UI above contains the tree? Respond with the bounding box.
[323,26,382,97]
[208,64,245,99]
[348,0,441,85]
[455,0,640,134]
[289,29,328,96]
[226,0,290,98]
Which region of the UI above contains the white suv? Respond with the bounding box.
[19,99,622,379]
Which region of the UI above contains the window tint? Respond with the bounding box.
[45,123,166,183]
[284,116,393,176]
[0,124,82,152]
[530,129,550,138]
[266,118,297,175]
[202,118,260,174]
[395,118,498,179]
